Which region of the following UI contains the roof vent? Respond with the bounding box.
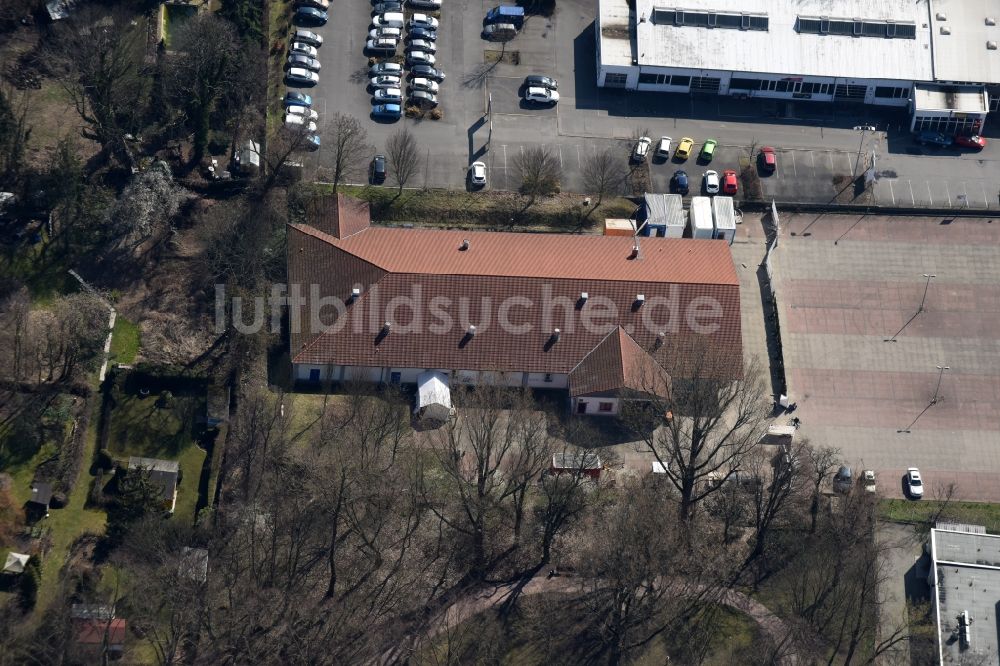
[552,328,561,341]
[459,239,470,251]
[988,17,997,26]
[382,321,392,333]
[936,12,947,21]
[351,287,362,299]
[653,331,665,349]
[636,294,645,305]
[580,292,589,302]
[467,324,477,336]
[940,26,951,35]
[629,241,640,260]
[989,41,998,50]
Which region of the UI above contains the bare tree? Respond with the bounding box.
[325,113,373,193]
[106,161,183,248]
[581,147,627,209]
[386,126,421,195]
[512,146,560,209]
[0,82,30,186]
[804,443,840,534]
[621,347,771,523]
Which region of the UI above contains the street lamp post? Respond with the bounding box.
[852,125,875,179]
[918,273,936,313]
[930,365,950,405]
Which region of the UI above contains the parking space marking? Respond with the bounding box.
[980,182,990,208]
[789,151,797,177]
[826,152,835,173]
[925,181,933,206]
[944,181,953,208]
[907,180,915,206]
[558,145,563,170]
[886,178,895,206]
[843,152,853,174]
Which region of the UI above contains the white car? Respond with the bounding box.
[655,136,672,158]
[369,62,403,77]
[469,161,486,186]
[407,50,436,65]
[292,28,323,47]
[284,114,318,132]
[370,74,402,89]
[703,170,720,194]
[524,87,559,104]
[407,39,437,54]
[408,14,439,29]
[289,42,318,58]
[632,136,651,162]
[286,67,319,85]
[410,77,439,94]
[368,27,402,39]
[372,12,405,28]
[373,87,402,103]
[906,468,923,499]
[285,106,319,121]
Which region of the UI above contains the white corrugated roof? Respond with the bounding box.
[929,0,1000,84]
[632,0,935,81]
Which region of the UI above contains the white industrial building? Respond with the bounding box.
[596,0,998,133]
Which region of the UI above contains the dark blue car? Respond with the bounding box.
[295,7,328,26]
[284,91,313,108]
[671,170,689,195]
[372,103,402,120]
[916,131,953,147]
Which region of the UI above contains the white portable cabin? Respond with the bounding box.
[711,196,737,245]
[414,371,455,424]
[642,193,686,238]
[688,196,714,239]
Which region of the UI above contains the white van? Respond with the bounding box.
[284,114,318,133]
[372,12,405,28]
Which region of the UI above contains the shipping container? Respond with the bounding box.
[689,196,714,239]
[711,196,737,245]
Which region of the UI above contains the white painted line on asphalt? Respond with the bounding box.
[503,144,509,190]
[907,180,915,206]
[957,181,969,208]
[789,151,797,177]
[558,145,564,170]
[980,182,990,208]
[887,178,896,206]
[826,152,834,172]
[944,181,953,208]
[809,151,815,173]
[576,145,582,170]
[843,152,853,174]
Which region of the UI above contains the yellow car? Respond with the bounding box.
[675,137,694,160]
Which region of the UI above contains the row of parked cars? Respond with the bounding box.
[283,22,327,152]
[631,135,781,196]
[366,11,446,120]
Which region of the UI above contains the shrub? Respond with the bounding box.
[430,108,443,120]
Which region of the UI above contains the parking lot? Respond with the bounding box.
[290,0,1000,207]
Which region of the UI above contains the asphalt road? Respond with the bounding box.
[294,0,1000,208]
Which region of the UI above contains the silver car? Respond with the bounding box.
[407,39,437,54]
[373,87,402,103]
[287,54,321,71]
[410,77,439,94]
[370,74,402,89]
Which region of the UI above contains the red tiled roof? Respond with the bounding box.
[569,327,672,397]
[304,193,371,239]
[76,618,126,646]
[287,197,743,378]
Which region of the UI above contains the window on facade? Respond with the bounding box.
[730,77,758,89]
[544,373,553,383]
[775,81,789,93]
[604,73,627,87]
[671,75,691,86]
[639,73,658,84]
[598,402,614,412]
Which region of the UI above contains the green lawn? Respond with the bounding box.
[109,316,141,366]
[162,3,197,49]
[106,390,208,525]
[880,499,1000,534]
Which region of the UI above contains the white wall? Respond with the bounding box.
[525,372,569,389]
[573,396,620,416]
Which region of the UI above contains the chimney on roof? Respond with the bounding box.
[552,328,561,342]
[467,324,477,336]
[382,321,392,334]
[351,287,362,300]
[636,294,645,306]
[459,239,470,251]
[629,239,641,260]
[577,292,589,309]
[654,331,665,350]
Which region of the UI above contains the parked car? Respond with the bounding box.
[410,64,446,81]
[284,91,313,108]
[758,146,776,172]
[297,0,329,9]
[366,38,398,54]
[703,170,719,194]
[372,1,403,13]
[287,54,321,71]
[524,75,557,90]
[374,87,402,103]
[286,67,319,86]
[482,23,517,40]
[292,28,323,47]
[632,136,651,163]
[722,169,738,195]
[372,12,405,28]
[407,39,437,54]
[408,14,439,29]
[861,470,877,493]
[410,77,439,94]
[369,61,403,77]
[699,138,717,162]
[674,137,693,159]
[371,103,402,120]
[916,131,953,147]
[406,50,436,65]
[289,42,318,58]
[410,90,438,108]
[369,27,402,40]
[906,468,923,498]
[670,169,689,195]
[469,161,487,186]
[286,106,319,121]
[524,87,559,104]
[284,114,317,132]
[408,0,441,8]
[833,465,853,493]
[371,154,387,183]
[955,134,987,149]
[303,135,321,151]
[655,136,672,159]
[370,74,402,89]
[294,7,328,26]
[408,26,438,41]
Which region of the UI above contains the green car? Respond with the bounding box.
[700,139,718,161]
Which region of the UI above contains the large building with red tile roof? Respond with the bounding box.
[287,194,742,414]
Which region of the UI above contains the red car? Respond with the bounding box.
[955,134,987,150]
[722,169,738,195]
[758,146,776,172]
